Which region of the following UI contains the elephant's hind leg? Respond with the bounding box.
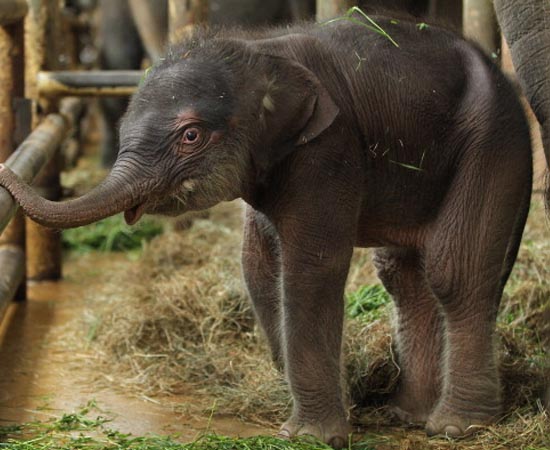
[374,248,444,424]
[423,143,531,437]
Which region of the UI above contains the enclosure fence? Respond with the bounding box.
[0,0,142,321]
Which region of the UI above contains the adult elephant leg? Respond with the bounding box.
[128,0,168,62]
[495,0,550,408]
[98,0,143,167]
[494,0,550,171]
[373,248,443,424]
[242,206,284,369]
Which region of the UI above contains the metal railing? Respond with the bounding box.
[38,71,142,97]
[0,0,27,26]
[0,0,87,316]
[0,100,81,313]
[0,0,29,317]
[0,0,212,323]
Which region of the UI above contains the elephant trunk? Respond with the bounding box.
[0,161,148,229]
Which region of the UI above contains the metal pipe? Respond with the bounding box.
[0,113,68,234]
[38,70,143,97]
[0,99,76,233]
[0,0,28,26]
[0,245,24,317]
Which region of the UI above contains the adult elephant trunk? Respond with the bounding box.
[494,0,550,169]
[0,160,149,229]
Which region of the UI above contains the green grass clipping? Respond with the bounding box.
[62,215,164,253]
[0,402,377,450]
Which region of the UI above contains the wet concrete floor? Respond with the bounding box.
[0,252,268,440]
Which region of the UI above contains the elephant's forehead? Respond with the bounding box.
[134,60,234,125]
[142,59,231,102]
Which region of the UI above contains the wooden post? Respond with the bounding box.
[0,14,27,300]
[24,0,64,280]
[168,0,208,43]
[463,0,500,57]
[316,0,350,22]
[0,29,16,162]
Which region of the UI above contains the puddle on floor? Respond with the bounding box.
[0,251,269,440]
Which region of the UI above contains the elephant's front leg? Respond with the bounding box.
[276,224,354,448]
[242,207,284,368]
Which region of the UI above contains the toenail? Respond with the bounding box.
[425,422,437,437]
[277,429,291,440]
[443,425,462,437]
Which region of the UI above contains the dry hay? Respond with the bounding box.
[82,202,290,425]
[80,196,549,447]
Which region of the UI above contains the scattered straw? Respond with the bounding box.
[71,195,549,449]
[322,7,400,48]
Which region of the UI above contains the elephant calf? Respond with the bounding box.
[0,13,539,448]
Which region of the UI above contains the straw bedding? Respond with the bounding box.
[80,197,549,448]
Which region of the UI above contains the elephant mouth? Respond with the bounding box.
[124,202,146,225]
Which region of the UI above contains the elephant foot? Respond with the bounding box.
[425,400,500,438]
[277,415,352,449]
[388,387,437,425]
[389,403,430,425]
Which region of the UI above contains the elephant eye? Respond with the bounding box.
[183,127,201,144]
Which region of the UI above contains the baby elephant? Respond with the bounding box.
[0,12,538,448]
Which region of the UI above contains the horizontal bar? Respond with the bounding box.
[0,245,24,318]
[0,0,28,26]
[0,99,81,233]
[0,114,66,231]
[38,70,143,97]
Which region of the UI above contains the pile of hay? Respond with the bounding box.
[80,197,549,447]
[83,202,291,424]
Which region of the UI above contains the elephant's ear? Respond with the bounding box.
[249,36,339,171]
[259,55,339,147]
